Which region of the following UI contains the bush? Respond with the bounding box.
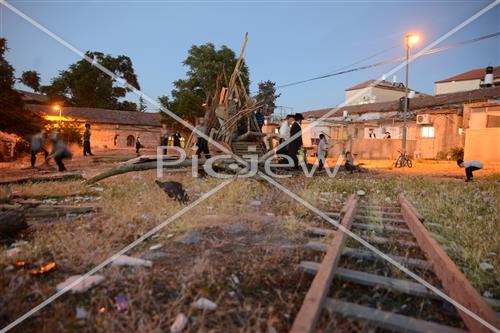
[450,147,464,161]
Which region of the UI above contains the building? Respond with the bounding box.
[26,104,163,149]
[344,78,425,106]
[435,66,500,95]
[301,86,500,162]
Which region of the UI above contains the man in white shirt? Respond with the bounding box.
[457,159,483,181]
[277,115,293,160]
[317,134,327,171]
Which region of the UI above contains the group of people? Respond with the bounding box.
[159,125,183,155]
[30,129,72,172]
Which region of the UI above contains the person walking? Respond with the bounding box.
[317,134,328,171]
[47,137,72,172]
[160,124,170,154]
[255,108,265,131]
[135,136,144,155]
[277,115,292,160]
[195,119,210,159]
[172,131,182,147]
[83,123,93,156]
[30,130,48,168]
[457,159,483,182]
[288,113,304,169]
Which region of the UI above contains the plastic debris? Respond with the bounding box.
[231,274,240,285]
[112,255,153,267]
[356,190,366,196]
[170,313,188,333]
[249,200,262,207]
[29,262,56,275]
[191,297,217,310]
[149,244,163,251]
[480,262,494,271]
[114,294,128,312]
[56,274,105,293]
[76,306,88,320]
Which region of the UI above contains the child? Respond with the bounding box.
[317,134,327,171]
[457,159,483,182]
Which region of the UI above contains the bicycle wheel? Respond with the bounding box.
[406,159,413,168]
[394,157,402,168]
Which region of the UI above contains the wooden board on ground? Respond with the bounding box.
[398,194,500,333]
[0,171,83,185]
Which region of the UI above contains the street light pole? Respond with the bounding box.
[402,35,410,163]
[401,33,419,165]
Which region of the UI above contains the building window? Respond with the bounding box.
[421,126,435,138]
[126,135,135,147]
[458,127,463,135]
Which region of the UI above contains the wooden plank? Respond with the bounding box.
[305,228,419,248]
[299,262,438,299]
[304,241,431,270]
[0,171,83,185]
[354,215,406,224]
[291,195,358,333]
[352,223,411,234]
[398,194,500,333]
[324,299,468,333]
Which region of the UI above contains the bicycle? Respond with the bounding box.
[394,150,413,168]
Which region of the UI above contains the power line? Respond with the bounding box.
[273,32,500,90]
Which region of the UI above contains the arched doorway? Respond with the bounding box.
[126,135,135,147]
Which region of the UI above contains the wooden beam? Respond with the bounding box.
[398,194,500,333]
[324,299,467,333]
[304,241,431,270]
[299,262,440,299]
[0,171,83,185]
[352,223,411,234]
[290,195,358,333]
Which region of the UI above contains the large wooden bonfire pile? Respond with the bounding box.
[186,33,268,157]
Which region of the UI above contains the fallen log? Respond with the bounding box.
[84,158,242,184]
[0,204,98,218]
[121,154,180,165]
[0,171,83,185]
[0,211,28,237]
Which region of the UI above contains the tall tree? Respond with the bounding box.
[164,43,250,123]
[0,38,44,136]
[255,80,281,116]
[41,51,140,110]
[20,70,41,92]
[138,96,147,112]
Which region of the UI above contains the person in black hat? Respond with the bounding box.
[288,113,304,169]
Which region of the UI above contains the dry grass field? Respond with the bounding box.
[0,156,498,332]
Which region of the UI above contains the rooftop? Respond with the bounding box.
[435,66,500,83]
[26,104,162,127]
[345,79,408,92]
[16,89,49,104]
[302,86,500,119]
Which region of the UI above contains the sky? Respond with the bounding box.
[1,0,499,114]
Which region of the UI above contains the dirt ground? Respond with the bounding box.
[0,150,499,332]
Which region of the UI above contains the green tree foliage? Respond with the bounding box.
[255,80,281,116]
[41,51,140,110]
[163,43,250,123]
[20,70,41,92]
[0,38,44,137]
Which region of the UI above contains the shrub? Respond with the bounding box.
[449,147,464,160]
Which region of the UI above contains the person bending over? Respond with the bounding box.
[457,159,483,182]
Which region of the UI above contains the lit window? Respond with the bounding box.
[458,127,463,135]
[421,126,435,138]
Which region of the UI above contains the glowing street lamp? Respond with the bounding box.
[53,104,62,127]
[401,33,420,165]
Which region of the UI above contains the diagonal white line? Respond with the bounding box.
[260,0,500,164]
[0,178,235,332]
[0,0,251,169]
[259,172,500,332]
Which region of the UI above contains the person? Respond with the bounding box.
[114,134,119,146]
[255,108,265,131]
[195,119,211,159]
[160,124,170,155]
[288,113,304,169]
[345,151,355,173]
[47,137,72,172]
[369,129,376,138]
[317,134,328,171]
[457,159,483,182]
[83,123,93,156]
[135,136,144,155]
[30,130,48,168]
[172,131,182,147]
[277,115,293,160]
[384,131,391,139]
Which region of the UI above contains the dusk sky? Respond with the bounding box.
[2,0,499,114]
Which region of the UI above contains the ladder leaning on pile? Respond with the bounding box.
[292,194,500,333]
